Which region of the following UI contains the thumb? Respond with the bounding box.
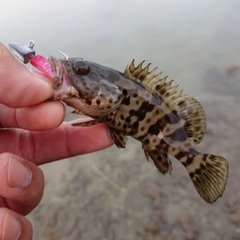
[0,42,53,108]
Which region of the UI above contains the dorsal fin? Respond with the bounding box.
[124,60,186,111]
[124,60,207,144]
[177,97,206,144]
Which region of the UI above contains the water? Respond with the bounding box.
[1,0,240,239]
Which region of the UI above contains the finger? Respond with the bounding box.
[0,101,65,130]
[0,42,53,108]
[0,153,44,215]
[0,120,113,165]
[0,208,32,240]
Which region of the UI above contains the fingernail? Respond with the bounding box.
[3,213,21,240]
[8,156,32,188]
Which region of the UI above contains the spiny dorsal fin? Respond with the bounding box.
[124,60,207,144]
[124,60,186,112]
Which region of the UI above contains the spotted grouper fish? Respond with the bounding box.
[39,56,229,203]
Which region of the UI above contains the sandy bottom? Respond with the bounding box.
[28,66,240,240]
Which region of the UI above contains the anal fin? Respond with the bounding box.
[143,146,173,174]
[108,127,128,148]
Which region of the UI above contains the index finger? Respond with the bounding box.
[0,43,53,108]
[0,120,113,165]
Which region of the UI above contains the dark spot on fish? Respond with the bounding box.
[139,75,145,81]
[174,151,185,160]
[189,172,194,179]
[203,154,207,161]
[129,130,137,135]
[160,89,166,95]
[96,99,101,105]
[172,110,178,116]
[152,150,159,155]
[141,126,145,132]
[137,102,155,121]
[195,168,201,175]
[155,109,160,115]
[85,99,92,105]
[165,92,170,97]
[146,118,151,124]
[118,122,121,127]
[129,109,136,116]
[143,139,149,145]
[155,85,161,91]
[209,155,215,160]
[122,96,130,105]
[136,100,139,105]
[138,135,145,141]
[120,114,124,120]
[178,101,184,106]
[109,98,113,103]
[186,157,193,165]
[99,93,105,98]
[123,123,127,130]
[165,126,171,134]
[139,112,146,121]
[163,152,168,158]
[125,117,131,123]
[122,89,128,96]
[133,93,138,98]
[148,120,161,135]
[160,141,168,151]
[200,163,205,170]
[163,161,169,168]
[132,121,139,129]
[107,106,111,109]
[194,126,201,131]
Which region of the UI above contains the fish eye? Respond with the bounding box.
[72,60,90,75]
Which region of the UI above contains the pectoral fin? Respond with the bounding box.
[71,115,110,127]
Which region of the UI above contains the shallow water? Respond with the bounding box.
[1,0,240,239]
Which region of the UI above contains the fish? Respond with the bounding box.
[7,41,229,203]
[45,57,228,203]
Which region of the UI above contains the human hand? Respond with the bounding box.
[0,43,113,239]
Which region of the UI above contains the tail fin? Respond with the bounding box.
[185,153,228,203]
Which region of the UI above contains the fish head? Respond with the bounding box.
[49,57,124,117]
